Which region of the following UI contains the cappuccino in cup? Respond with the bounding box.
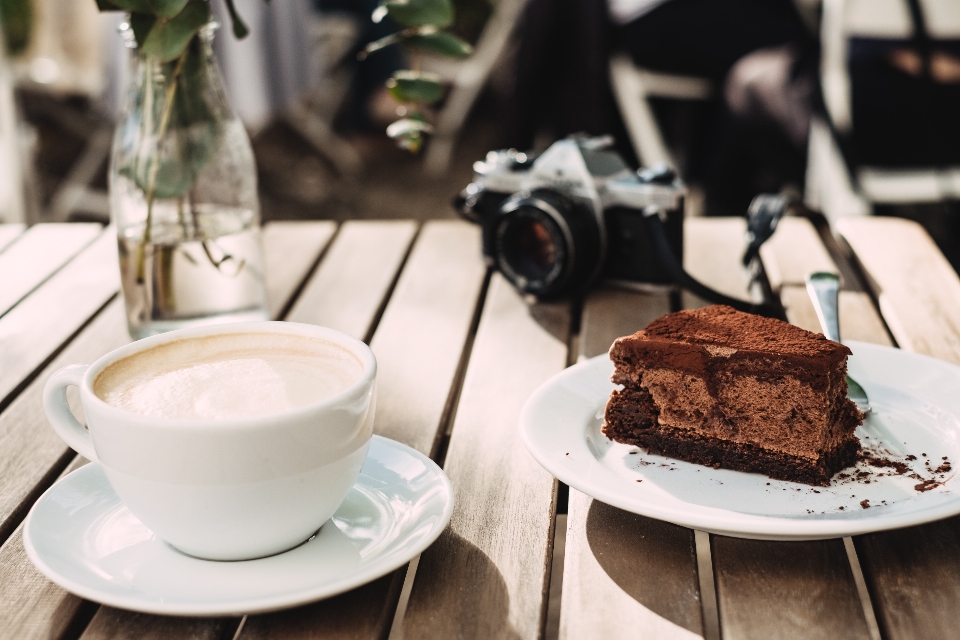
[43,322,377,561]
[94,333,364,421]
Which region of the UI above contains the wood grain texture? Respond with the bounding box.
[558,286,702,640]
[757,216,892,346]
[0,223,25,254]
[0,229,119,407]
[682,218,751,309]
[686,216,872,640]
[836,217,960,640]
[0,223,103,317]
[238,573,403,640]
[779,287,893,346]
[576,286,670,362]
[855,518,960,640]
[285,220,418,339]
[712,536,871,639]
[0,300,128,545]
[838,216,960,364]
[0,225,334,638]
[561,490,704,640]
[368,220,487,455]
[81,610,239,640]
[759,217,838,293]
[241,222,487,640]
[262,221,337,318]
[0,456,92,640]
[401,274,569,640]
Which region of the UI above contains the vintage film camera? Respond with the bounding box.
[454,135,684,298]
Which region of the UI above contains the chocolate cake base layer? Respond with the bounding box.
[603,421,861,486]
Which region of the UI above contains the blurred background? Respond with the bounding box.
[1,0,959,267]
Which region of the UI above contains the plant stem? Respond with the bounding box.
[135,48,190,284]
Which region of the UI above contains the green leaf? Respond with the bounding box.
[0,0,33,56]
[100,0,152,12]
[95,0,189,15]
[382,0,453,28]
[223,0,249,39]
[386,116,432,153]
[405,31,472,58]
[140,0,209,62]
[149,0,190,19]
[129,12,156,49]
[359,31,403,59]
[386,71,444,104]
[124,44,223,199]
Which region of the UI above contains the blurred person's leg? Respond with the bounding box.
[617,0,813,216]
[617,0,810,81]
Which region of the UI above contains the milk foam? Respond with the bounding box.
[94,333,364,420]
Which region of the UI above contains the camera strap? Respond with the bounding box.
[642,212,784,320]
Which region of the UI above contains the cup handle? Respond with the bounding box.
[43,364,99,462]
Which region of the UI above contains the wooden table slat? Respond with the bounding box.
[285,220,418,339]
[685,217,873,640]
[560,286,702,640]
[0,229,119,409]
[239,220,488,640]
[0,223,103,319]
[838,216,960,364]
[263,221,337,319]
[0,221,336,639]
[837,217,960,640]
[759,217,839,293]
[0,223,26,255]
[369,220,487,455]
[0,457,93,640]
[401,274,569,640]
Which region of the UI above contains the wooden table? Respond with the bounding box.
[0,215,957,640]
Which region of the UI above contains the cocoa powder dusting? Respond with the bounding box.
[915,479,942,492]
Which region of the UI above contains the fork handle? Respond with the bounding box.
[805,272,841,343]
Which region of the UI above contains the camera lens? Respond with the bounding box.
[496,189,600,297]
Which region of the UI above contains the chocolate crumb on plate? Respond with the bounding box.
[916,479,942,492]
[860,499,871,509]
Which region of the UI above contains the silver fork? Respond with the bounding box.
[805,272,872,414]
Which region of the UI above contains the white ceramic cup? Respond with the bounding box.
[42,321,376,561]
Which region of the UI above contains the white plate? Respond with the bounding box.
[520,341,960,540]
[23,436,453,615]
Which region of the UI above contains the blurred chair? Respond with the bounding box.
[283,11,364,176]
[423,0,530,176]
[608,53,713,169]
[807,0,960,222]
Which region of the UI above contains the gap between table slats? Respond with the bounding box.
[838,217,960,640]
[0,222,335,640]
[239,220,489,640]
[0,223,103,319]
[686,216,877,640]
[284,220,419,340]
[399,274,569,640]
[0,228,119,412]
[0,223,26,254]
[558,285,704,640]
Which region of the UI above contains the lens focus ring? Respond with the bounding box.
[495,189,600,297]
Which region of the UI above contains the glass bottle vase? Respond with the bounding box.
[109,22,268,339]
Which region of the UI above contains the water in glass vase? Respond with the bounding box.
[118,205,268,339]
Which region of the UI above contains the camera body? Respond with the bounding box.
[455,136,685,297]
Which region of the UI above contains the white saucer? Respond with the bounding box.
[23,436,453,615]
[520,341,960,540]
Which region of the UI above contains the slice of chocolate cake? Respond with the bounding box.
[603,305,863,485]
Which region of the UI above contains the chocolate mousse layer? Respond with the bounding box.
[602,305,863,485]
